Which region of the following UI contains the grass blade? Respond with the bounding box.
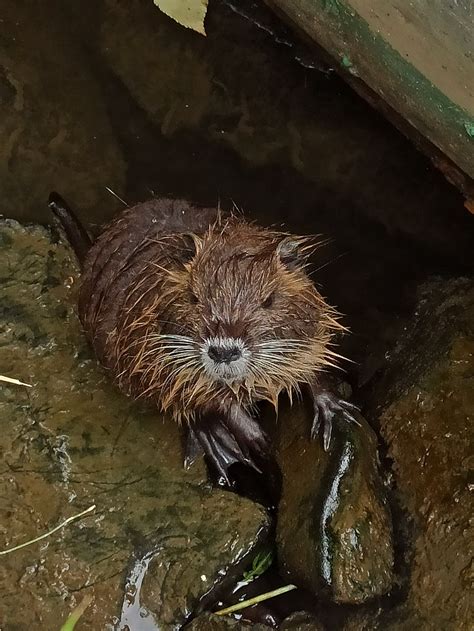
[60,594,93,631]
[0,374,32,387]
[215,584,297,616]
[0,505,96,556]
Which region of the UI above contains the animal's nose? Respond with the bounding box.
[207,345,242,364]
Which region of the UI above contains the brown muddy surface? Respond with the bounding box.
[0,221,269,630]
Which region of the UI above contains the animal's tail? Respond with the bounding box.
[48,192,93,266]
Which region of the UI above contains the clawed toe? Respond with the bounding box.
[184,426,203,469]
[310,389,361,451]
[310,400,322,440]
[183,409,268,486]
[227,405,270,457]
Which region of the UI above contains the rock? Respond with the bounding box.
[186,611,323,631]
[275,396,394,604]
[280,611,325,630]
[360,278,474,630]
[101,0,212,138]
[98,0,474,265]
[340,610,384,631]
[0,3,125,223]
[186,613,272,630]
[0,220,270,630]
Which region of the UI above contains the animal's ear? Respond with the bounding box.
[276,236,309,269]
[180,232,202,263]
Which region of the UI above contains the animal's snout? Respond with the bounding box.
[207,344,242,364]
[202,337,249,381]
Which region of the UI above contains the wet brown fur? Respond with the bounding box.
[78,198,344,423]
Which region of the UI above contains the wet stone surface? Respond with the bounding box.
[0,2,125,224]
[359,278,474,631]
[0,220,270,630]
[186,611,324,630]
[275,396,394,604]
[279,611,325,630]
[186,613,273,630]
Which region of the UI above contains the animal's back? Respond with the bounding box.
[78,198,218,372]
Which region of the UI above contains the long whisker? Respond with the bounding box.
[308,252,348,276]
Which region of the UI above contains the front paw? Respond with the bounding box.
[184,408,269,486]
[310,388,360,450]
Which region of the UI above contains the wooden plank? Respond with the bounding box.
[265,0,474,188]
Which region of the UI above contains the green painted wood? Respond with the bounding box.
[266,0,474,182]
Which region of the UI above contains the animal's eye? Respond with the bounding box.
[262,292,275,308]
[189,290,199,305]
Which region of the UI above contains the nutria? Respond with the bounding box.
[49,193,357,483]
